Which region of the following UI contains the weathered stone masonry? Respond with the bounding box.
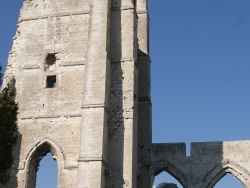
[2,0,147,187]
[2,0,250,188]
[151,141,250,187]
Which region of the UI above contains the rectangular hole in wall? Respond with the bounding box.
[46,53,56,65]
[46,75,56,88]
[44,53,57,71]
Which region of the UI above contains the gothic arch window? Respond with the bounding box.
[153,171,183,188]
[25,139,64,188]
[151,161,188,188]
[36,153,57,188]
[204,161,250,188]
[213,173,244,188]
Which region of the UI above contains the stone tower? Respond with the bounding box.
[4,1,250,188]
[2,0,151,188]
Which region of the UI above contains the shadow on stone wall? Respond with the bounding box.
[107,0,124,187]
[151,143,188,187]
[3,131,22,188]
[137,48,152,188]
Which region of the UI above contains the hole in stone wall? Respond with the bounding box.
[46,53,56,65]
[44,53,56,70]
[46,75,56,88]
[213,173,244,188]
[27,142,58,188]
[36,152,58,188]
[153,171,183,188]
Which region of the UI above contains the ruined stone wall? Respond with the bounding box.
[2,0,146,187]
[77,0,111,187]
[151,141,250,188]
[4,1,250,188]
[136,0,152,188]
[107,0,139,187]
[3,0,90,187]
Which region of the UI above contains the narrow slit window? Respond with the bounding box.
[46,75,56,88]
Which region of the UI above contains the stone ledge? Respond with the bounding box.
[19,10,90,23]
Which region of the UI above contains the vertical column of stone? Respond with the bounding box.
[136,0,152,187]
[107,0,138,187]
[77,0,111,188]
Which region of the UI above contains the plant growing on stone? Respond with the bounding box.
[0,78,18,185]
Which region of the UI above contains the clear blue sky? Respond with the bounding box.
[1,1,249,187]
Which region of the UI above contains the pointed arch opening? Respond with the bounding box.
[153,171,183,188]
[204,160,250,188]
[24,139,65,188]
[36,152,58,188]
[151,160,188,187]
[213,173,244,188]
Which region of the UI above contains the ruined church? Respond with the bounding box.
[2,0,250,188]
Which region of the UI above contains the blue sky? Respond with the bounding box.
[1,0,249,187]
[150,0,250,144]
[149,0,249,187]
[149,1,250,186]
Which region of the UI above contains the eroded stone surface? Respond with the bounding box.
[2,1,250,188]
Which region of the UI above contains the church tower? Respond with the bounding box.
[2,0,151,187]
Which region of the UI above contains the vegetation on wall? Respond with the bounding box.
[0,66,18,185]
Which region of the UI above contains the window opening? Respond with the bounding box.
[44,53,56,71]
[26,142,59,188]
[153,171,183,188]
[213,173,244,188]
[36,152,58,188]
[46,75,56,88]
